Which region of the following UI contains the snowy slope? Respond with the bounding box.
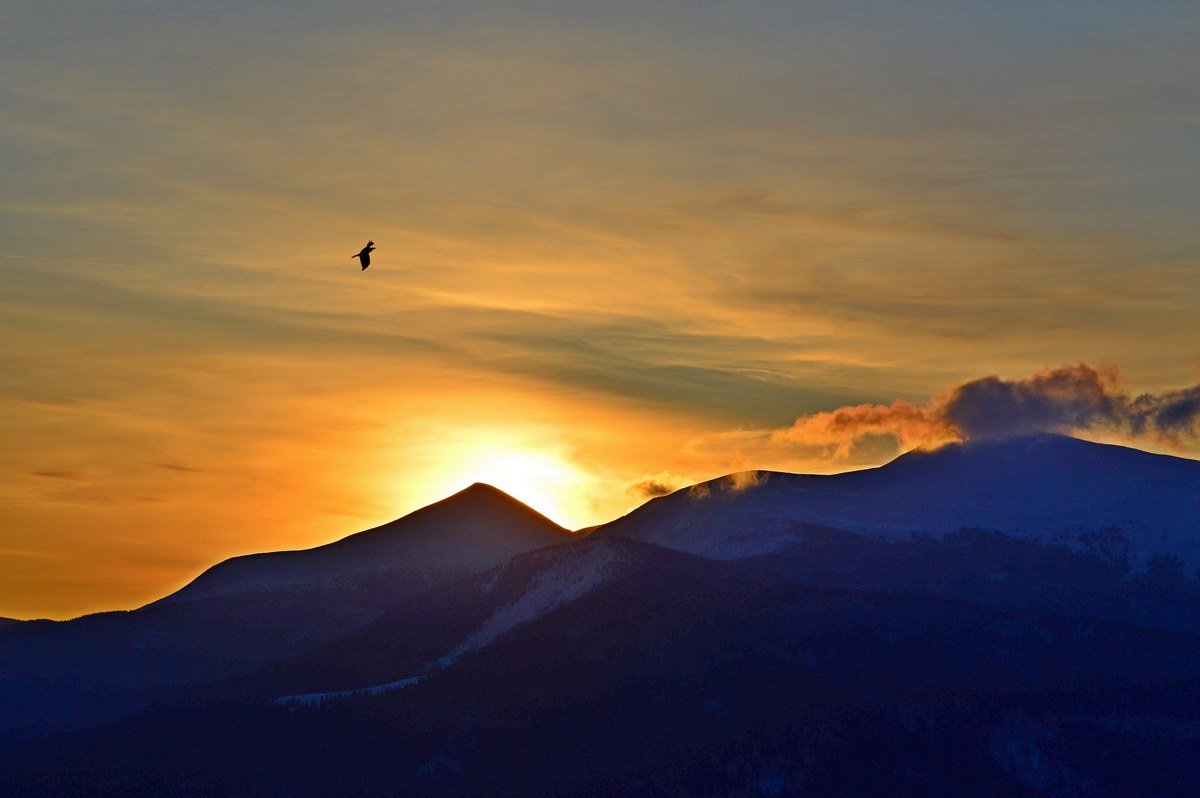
[218,537,705,700]
[161,483,573,604]
[593,435,1200,567]
[438,537,672,665]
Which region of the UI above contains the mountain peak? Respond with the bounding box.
[381,482,564,537]
[439,481,531,509]
[456,481,507,497]
[881,433,1195,480]
[158,483,571,606]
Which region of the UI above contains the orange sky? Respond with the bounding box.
[2,3,1199,618]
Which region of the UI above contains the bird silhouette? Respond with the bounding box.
[352,241,375,270]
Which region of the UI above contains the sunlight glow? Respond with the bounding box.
[415,432,596,529]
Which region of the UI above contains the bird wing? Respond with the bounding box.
[361,252,370,268]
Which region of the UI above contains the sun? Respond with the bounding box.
[417,435,595,529]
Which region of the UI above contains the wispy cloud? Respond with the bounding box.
[27,469,90,481]
[154,462,207,474]
[684,470,769,500]
[629,471,690,498]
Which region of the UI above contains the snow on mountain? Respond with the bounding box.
[199,537,701,703]
[437,537,669,666]
[161,483,573,605]
[593,435,1200,568]
[275,676,423,707]
[236,540,682,702]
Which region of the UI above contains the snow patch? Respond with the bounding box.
[438,543,630,666]
[275,675,422,707]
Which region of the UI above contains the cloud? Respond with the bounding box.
[685,470,770,501]
[1129,384,1200,441]
[631,468,768,502]
[155,462,207,474]
[772,398,956,457]
[27,469,89,481]
[630,472,688,498]
[774,363,1200,454]
[724,470,768,493]
[632,480,676,498]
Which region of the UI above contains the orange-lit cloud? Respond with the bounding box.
[774,364,1200,455]
[773,398,958,456]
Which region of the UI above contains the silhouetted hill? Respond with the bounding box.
[7,549,1200,796]
[5,438,1200,795]
[0,484,572,741]
[161,482,571,604]
[193,537,709,701]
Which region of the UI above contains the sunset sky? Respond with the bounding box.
[3,2,1199,619]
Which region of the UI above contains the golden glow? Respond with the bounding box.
[420,435,593,529]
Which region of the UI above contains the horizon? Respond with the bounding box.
[4,3,1199,618]
[9,431,1198,622]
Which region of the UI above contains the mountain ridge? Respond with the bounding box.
[592,434,1200,566]
[0,483,576,741]
[159,482,573,606]
[5,434,1200,791]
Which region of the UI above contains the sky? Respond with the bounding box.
[2,1,1199,619]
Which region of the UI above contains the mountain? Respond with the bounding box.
[0,484,572,741]
[5,436,1200,795]
[7,541,1200,796]
[193,537,706,702]
[161,482,571,604]
[591,434,1200,567]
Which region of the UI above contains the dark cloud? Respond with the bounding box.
[943,365,1200,443]
[776,363,1200,451]
[1129,385,1200,441]
[943,364,1125,440]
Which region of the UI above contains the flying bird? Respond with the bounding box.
[352,241,375,270]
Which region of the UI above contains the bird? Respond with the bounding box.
[352,241,375,270]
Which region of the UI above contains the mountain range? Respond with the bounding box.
[593,434,1200,565]
[2,434,1198,796]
